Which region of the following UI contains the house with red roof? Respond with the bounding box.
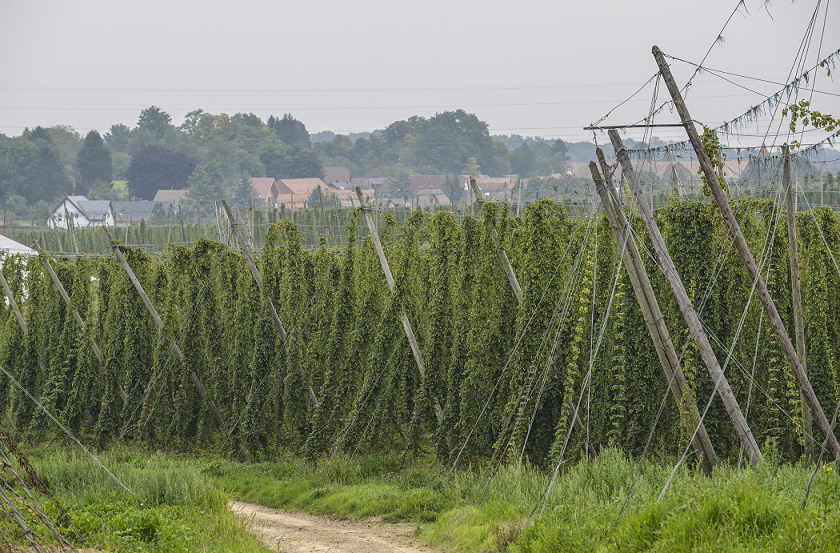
[276,178,328,208]
[324,166,352,187]
[247,177,280,207]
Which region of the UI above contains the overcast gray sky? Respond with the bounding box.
[1,0,837,148]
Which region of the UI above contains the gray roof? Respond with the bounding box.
[75,200,112,221]
[111,200,159,222]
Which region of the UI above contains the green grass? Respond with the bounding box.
[22,446,840,552]
[28,448,270,552]
[203,448,840,552]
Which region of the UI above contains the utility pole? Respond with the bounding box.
[590,153,715,471]
[610,128,763,468]
[653,45,839,460]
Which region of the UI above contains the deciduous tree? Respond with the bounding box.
[126,145,196,200]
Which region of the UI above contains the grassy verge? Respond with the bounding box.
[28,448,269,552]
[204,448,840,552]
[24,446,840,552]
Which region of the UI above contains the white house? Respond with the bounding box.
[47,196,114,229]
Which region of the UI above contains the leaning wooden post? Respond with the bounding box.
[0,270,26,337]
[355,187,443,422]
[63,201,78,257]
[469,178,523,304]
[317,185,329,238]
[178,206,187,244]
[784,145,815,459]
[32,241,127,402]
[0,268,46,375]
[32,242,105,368]
[652,45,839,460]
[590,156,716,471]
[609,129,763,468]
[214,201,224,243]
[101,225,226,428]
[469,179,590,448]
[221,201,318,408]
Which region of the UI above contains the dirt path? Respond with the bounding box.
[230,501,445,553]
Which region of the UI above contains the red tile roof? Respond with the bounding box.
[248,178,279,205]
[324,166,352,184]
[276,178,328,208]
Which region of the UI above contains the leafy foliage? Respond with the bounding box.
[2,194,839,472]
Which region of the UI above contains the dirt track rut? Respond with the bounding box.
[230,500,444,553]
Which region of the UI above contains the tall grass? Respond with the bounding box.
[24,446,840,552]
[203,447,840,552]
[28,447,269,552]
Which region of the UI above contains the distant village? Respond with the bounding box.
[46,166,524,229]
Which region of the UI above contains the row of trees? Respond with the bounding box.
[0,107,577,213]
[1,197,838,467]
[314,112,571,180]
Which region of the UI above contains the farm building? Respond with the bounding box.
[46,196,114,229]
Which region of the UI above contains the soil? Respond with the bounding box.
[230,500,445,553]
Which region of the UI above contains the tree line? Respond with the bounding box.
[0,107,580,220]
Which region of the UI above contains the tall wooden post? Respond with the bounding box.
[610,129,762,467]
[355,187,443,422]
[784,146,815,459]
[32,242,105,369]
[0,270,26,337]
[221,201,318,408]
[124,200,130,244]
[101,226,226,428]
[469,178,523,304]
[590,155,715,471]
[318,185,329,238]
[242,207,255,251]
[653,45,839,460]
[178,206,187,244]
[469,178,591,451]
[215,202,224,243]
[32,241,126,402]
[63,201,78,256]
[0,269,45,375]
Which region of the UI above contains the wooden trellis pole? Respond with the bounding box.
[215,201,224,243]
[355,187,443,422]
[32,242,105,368]
[62,201,78,257]
[652,45,839,460]
[0,270,26,338]
[33,241,126,402]
[610,129,763,468]
[221,201,319,407]
[784,145,815,459]
[470,178,593,457]
[0,270,45,375]
[469,178,523,304]
[590,155,715,471]
[101,225,226,428]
